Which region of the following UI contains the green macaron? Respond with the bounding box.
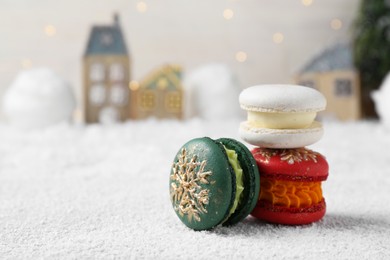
[169,137,260,230]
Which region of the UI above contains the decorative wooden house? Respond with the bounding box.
[83,14,131,123]
[294,44,361,121]
[130,65,183,119]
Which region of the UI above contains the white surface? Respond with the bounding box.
[183,63,242,120]
[372,72,390,129]
[239,121,323,148]
[239,85,326,113]
[1,119,389,259]
[2,68,75,129]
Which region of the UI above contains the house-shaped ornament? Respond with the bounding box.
[130,65,183,120]
[83,14,131,123]
[294,44,361,121]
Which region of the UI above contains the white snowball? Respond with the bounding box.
[2,68,75,129]
[372,72,390,129]
[183,63,243,120]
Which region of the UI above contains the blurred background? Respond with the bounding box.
[0,0,389,126]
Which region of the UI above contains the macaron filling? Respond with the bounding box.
[223,146,245,221]
[259,178,323,208]
[247,111,317,129]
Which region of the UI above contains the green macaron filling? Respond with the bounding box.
[223,146,245,221]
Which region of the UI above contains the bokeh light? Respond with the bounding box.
[44,25,56,36]
[235,51,247,62]
[223,9,234,20]
[272,32,284,44]
[330,18,342,30]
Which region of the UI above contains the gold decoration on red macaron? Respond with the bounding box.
[280,148,318,164]
[253,149,278,163]
[170,148,212,222]
[254,148,318,164]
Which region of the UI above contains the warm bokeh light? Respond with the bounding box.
[235,51,247,62]
[44,25,56,36]
[330,18,342,30]
[137,1,148,13]
[301,0,313,6]
[272,32,284,44]
[223,9,234,20]
[129,80,140,91]
[21,59,32,69]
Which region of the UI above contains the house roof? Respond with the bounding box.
[140,65,183,91]
[84,14,128,56]
[300,43,354,73]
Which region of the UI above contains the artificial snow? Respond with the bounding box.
[0,119,389,258]
[372,72,390,129]
[183,63,243,120]
[2,68,75,129]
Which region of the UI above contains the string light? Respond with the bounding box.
[129,80,140,91]
[272,33,284,44]
[235,51,247,63]
[301,0,313,6]
[330,19,342,30]
[137,1,148,13]
[44,25,56,36]
[223,9,234,20]
[21,59,32,69]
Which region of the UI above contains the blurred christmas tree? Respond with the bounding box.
[353,0,390,118]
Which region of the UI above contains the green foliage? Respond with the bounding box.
[353,0,390,90]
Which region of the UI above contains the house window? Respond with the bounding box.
[110,84,128,106]
[110,63,124,81]
[90,63,105,82]
[140,91,155,110]
[165,92,181,112]
[89,84,106,106]
[334,79,353,97]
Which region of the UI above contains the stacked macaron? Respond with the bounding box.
[239,84,329,225]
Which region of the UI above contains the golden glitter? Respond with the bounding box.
[170,148,212,222]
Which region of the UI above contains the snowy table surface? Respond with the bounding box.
[1,119,389,259]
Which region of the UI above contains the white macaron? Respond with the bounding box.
[239,84,326,148]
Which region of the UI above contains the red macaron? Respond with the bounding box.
[250,147,329,225]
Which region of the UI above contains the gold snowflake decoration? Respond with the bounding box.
[280,148,318,164]
[170,148,212,222]
[255,148,318,164]
[254,149,278,163]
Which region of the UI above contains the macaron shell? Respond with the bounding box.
[251,199,326,225]
[239,121,323,148]
[239,84,326,113]
[169,137,235,230]
[216,138,260,226]
[251,147,329,181]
